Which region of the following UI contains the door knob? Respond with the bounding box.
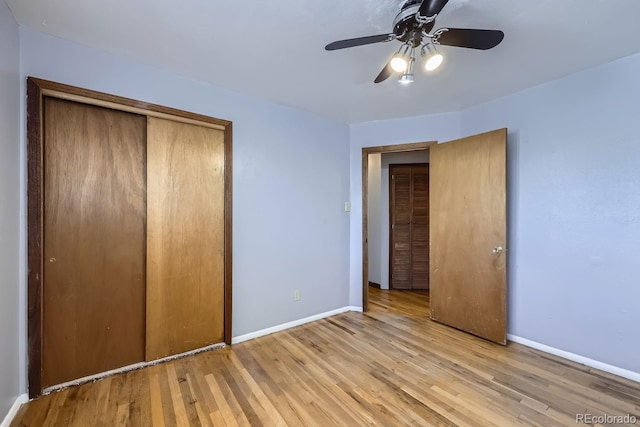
[492,246,504,254]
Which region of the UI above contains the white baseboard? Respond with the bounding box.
[1,393,28,427]
[508,334,640,383]
[232,306,362,344]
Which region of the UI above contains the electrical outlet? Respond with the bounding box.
[294,290,301,301]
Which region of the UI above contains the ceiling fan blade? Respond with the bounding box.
[374,60,394,84]
[325,34,395,51]
[418,0,450,18]
[435,28,504,50]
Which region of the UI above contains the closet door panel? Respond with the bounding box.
[390,168,412,290]
[43,98,146,387]
[411,166,430,290]
[146,117,225,360]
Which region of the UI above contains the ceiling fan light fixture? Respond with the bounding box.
[425,53,443,71]
[399,73,414,84]
[390,44,410,72]
[399,52,415,84]
[423,44,444,71]
[390,56,408,73]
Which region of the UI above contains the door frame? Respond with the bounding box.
[362,141,435,311]
[26,77,234,397]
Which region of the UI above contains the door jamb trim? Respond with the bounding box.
[361,141,436,311]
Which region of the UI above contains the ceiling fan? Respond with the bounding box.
[325,0,504,84]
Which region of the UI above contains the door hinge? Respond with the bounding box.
[391,223,394,229]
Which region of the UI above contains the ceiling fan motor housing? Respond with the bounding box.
[394,1,434,47]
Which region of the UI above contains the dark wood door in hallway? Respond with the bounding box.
[389,164,430,290]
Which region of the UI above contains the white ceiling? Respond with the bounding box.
[7,0,640,123]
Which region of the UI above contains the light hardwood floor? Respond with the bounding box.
[13,288,640,426]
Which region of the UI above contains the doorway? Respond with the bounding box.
[362,129,507,345]
[362,141,435,311]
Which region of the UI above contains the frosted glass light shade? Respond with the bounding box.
[425,52,443,71]
[390,56,408,72]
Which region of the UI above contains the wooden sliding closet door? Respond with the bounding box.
[43,98,146,387]
[146,117,225,360]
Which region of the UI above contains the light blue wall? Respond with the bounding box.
[19,28,351,345]
[0,0,22,417]
[460,53,640,373]
[349,53,640,374]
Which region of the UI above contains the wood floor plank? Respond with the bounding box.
[165,363,195,427]
[204,373,238,427]
[148,369,166,427]
[157,364,178,426]
[13,288,640,426]
[41,388,69,427]
[133,368,153,426]
[227,352,287,426]
[189,357,226,426]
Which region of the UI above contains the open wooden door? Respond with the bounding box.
[429,128,507,344]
